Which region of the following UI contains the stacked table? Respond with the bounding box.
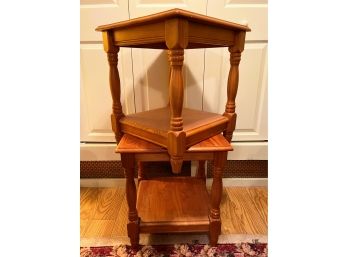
[96,8,250,247]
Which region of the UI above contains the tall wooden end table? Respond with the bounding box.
[96,9,250,173]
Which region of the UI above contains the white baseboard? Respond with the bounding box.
[80,178,268,188]
[80,141,268,161]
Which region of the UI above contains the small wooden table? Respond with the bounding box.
[116,133,233,247]
[96,9,250,173]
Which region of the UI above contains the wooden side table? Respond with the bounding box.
[116,133,233,247]
[96,9,250,173]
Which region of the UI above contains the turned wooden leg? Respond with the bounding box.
[167,50,172,107]
[223,46,240,143]
[223,32,245,143]
[209,152,227,246]
[103,31,125,143]
[121,153,139,248]
[167,130,185,174]
[168,49,184,132]
[164,18,188,174]
[137,161,145,186]
[195,160,206,181]
[167,49,185,173]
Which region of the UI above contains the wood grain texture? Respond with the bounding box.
[165,19,188,49]
[133,152,214,162]
[188,135,232,152]
[84,219,116,238]
[223,32,246,143]
[93,188,125,220]
[96,8,249,49]
[219,188,234,234]
[80,186,267,238]
[188,22,234,47]
[195,160,206,180]
[209,152,227,246]
[246,187,268,227]
[116,134,232,153]
[116,134,232,176]
[111,195,129,237]
[224,187,267,235]
[97,9,248,178]
[137,177,209,223]
[96,8,250,33]
[121,107,228,144]
[103,31,124,143]
[80,219,89,237]
[80,188,98,220]
[114,22,164,47]
[168,49,184,131]
[121,153,139,247]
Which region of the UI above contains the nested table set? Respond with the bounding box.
[96,8,250,247]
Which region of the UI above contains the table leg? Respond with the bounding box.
[121,153,139,248]
[167,49,185,174]
[209,152,227,246]
[137,161,145,186]
[223,32,246,143]
[195,160,206,181]
[103,31,125,143]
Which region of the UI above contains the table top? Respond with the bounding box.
[120,107,228,138]
[96,8,250,32]
[96,8,250,49]
[116,133,233,154]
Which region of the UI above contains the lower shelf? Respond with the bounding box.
[136,177,210,233]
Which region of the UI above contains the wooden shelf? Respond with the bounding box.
[120,107,229,148]
[137,177,210,233]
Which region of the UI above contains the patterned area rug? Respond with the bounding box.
[80,242,268,257]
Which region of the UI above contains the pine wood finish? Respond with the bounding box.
[120,107,228,148]
[96,9,250,48]
[223,34,245,142]
[209,152,227,245]
[115,134,232,247]
[196,160,206,180]
[117,133,232,154]
[137,177,210,233]
[96,9,249,173]
[102,32,125,143]
[121,154,139,246]
[80,187,268,238]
